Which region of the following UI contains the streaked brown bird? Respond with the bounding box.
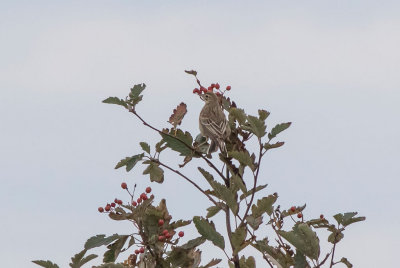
[199,91,231,155]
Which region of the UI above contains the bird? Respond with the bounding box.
[199,91,231,156]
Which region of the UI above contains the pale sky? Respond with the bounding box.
[1,1,399,267]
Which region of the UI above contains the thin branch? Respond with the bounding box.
[315,253,331,268]
[262,254,274,268]
[239,138,264,226]
[154,159,219,207]
[329,224,341,267]
[130,110,228,183]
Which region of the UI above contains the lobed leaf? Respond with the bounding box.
[70,249,97,268]
[103,236,129,263]
[114,154,144,172]
[206,204,223,218]
[202,258,222,268]
[251,194,277,217]
[168,102,187,128]
[143,162,164,183]
[193,216,225,250]
[161,129,193,156]
[102,97,128,109]
[139,142,150,154]
[268,122,291,140]
[240,184,268,200]
[85,234,121,250]
[228,150,255,171]
[229,108,247,125]
[278,223,320,260]
[247,115,267,138]
[231,225,247,254]
[181,237,206,250]
[258,109,270,121]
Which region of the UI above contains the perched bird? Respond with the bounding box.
[199,91,230,155]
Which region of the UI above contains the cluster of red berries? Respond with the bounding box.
[98,197,123,213]
[290,206,303,219]
[98,183,153,213]
[157,219,184,242]
[132,186,152,206]
[134,247,145,255]
[192,83,231,95]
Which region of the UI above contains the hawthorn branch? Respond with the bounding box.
[130,109,228,183]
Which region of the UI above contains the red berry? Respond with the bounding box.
[215,83,220,89]
[98,207,104,213]
[178,231,184,237]
[114,198,118,203]
[158,219,164,226]
[134,249,139,254]
[226,85,231,91]
[200,87,207,92]
[207,86,213,91]
[105,205,111,212]
[193,88,199,94]
[290,206,296,212]
[158,235,165,242]
[132,201,137,206]
[297,213,303,219]
[162,229,169,235]
[216,92,221,97]
[139,247,145,253]
[142,195,148,201]
[110,202,116,207]
[121,182,127,189]
[137,198,142,204]
[320,214,324,219]
[146,187,152,193]
[117,199,122,205]
[165,233,172,239]
[211,83,215,88]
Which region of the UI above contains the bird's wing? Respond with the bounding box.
[199,116,228,138]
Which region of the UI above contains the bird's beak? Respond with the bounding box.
[199,94,206,101]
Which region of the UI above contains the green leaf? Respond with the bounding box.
[240,184,268,200]
[294,251,308,268]
[32,260,60,268]
[268,122,291,140]
[193,216,225,250]
[181,237,206,250]
[198,167,215,185]
[328,230,344,244]
[231,174,247,194]
[84,234,121,250]
[228,150,255,171]
[209,180,238,214]
[247,115,267,138]
[278,223,320,260]
[251,194,277,217]
[143,162,164,183]
[102,97,128,108]
[339,212,366,227]
[203,258,222,268]
[340,257,353,268]
[239,256,256,268]
[258,109,270,121]
[246,215,263,230]
[232,225,247,254]
[70,249,97,268]
[161,130,193,156]
[229,108,247,125]
[114,154,144,172]
[129,83,146,99]
[206,204,223,218]
[263,141,285,151]
[139,142,150,154]
[103,236,129,263]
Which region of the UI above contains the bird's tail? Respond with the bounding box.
[217,139,228,156]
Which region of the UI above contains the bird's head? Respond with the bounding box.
[200,91,218,104]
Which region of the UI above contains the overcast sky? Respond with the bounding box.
[1,1,399,267]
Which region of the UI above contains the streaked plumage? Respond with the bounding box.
[199,92,230,155]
